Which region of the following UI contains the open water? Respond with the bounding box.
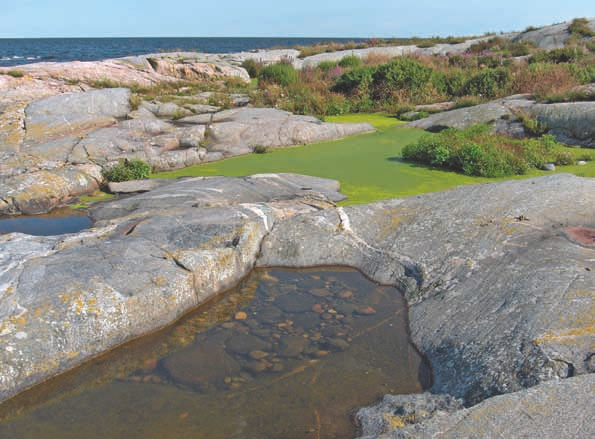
[0,37,366,67]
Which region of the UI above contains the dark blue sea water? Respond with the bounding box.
[0,37,365,67]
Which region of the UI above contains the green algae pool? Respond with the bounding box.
[0,267,429,439]
[152,113,595,205]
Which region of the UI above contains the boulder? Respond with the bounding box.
[257,174,595,405]
[0,174,345,403]
[204,108,374,156]
[529,102,595,148]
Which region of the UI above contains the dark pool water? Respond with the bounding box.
[0,208,92,236]
[0,267,429,439]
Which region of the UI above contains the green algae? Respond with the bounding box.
[152,113,595,205]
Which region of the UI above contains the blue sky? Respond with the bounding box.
[1,1,593,38]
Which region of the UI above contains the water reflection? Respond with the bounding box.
[0,208,92,236]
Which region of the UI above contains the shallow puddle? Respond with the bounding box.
[0,208,92,236]
[0,267,429,439]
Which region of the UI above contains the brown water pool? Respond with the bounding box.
[0,267,429,439]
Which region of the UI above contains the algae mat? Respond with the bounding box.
[154,113,594,205]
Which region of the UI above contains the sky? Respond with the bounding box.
[1,1,593,38]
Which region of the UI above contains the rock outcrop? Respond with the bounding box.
[356,374,594,438]
[258,174,594,405]
[0,172,593,438]
[0,86,372,216]
[408,94,595,148]
[0,173,345,402]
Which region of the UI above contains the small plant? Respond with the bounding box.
[338,55,362,68]
[517,112,548,137]
[253,145,268,154]
[64,78,81,85]
[102,159,152,184]
[5,70,24,78]
[318,60,338,72]
[241,58,262,78]
[90,78,121,88]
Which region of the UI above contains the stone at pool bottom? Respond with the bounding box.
[0,267,429,439]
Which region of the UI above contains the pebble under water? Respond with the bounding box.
[0,267,430,439]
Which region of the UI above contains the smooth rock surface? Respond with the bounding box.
[0,174,344,402]
[357,374,595,439]
[257,174,595,404]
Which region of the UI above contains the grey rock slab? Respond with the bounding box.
[257,174,595,405]
[91,173,345,222]
[357,374,595,439]
[529,102,595,148]
[24,88,131,144]
[204,108,374,156]
[513,18,595,49]
[107,179,174,194]
[407,95,534,135]
[0,173,345,402]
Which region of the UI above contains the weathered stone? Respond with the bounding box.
[257,174,595,405]
[225,334,272,355]
[357,375,595,439]
[513,18,595,49]
[528,102,595,148]
[24,88,130,144]
[0,174,343,402]
[107,179,172,194]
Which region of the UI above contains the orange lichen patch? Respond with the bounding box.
[535,324,595,347]
[565,226,595,248]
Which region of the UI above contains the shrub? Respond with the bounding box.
[567,18,595,38]
[529,47,584,64]
[464,68,511,97]
[241,58,262,78]
[402,125,574,177]
[338,55,362,68]
[332,66,376,95]
[253,145,268,154]
[258,61,298,86]
[102,159,152,183]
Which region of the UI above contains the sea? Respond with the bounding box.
[0,37,366,67]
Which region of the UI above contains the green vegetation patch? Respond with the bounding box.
[148,113,593,204]
[402,124,591,177]
[102,159,152,184]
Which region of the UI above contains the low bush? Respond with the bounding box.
[567,18,595,38]
[464,68,511,98]
[102,159,152,183]
[402,125,575,177]
[338,55,362,68]
[241,58,262,78]
[529,47,585,64]
[258,61,298,86]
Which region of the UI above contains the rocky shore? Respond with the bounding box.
[1,19,594,436]
[1,172,593,437]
